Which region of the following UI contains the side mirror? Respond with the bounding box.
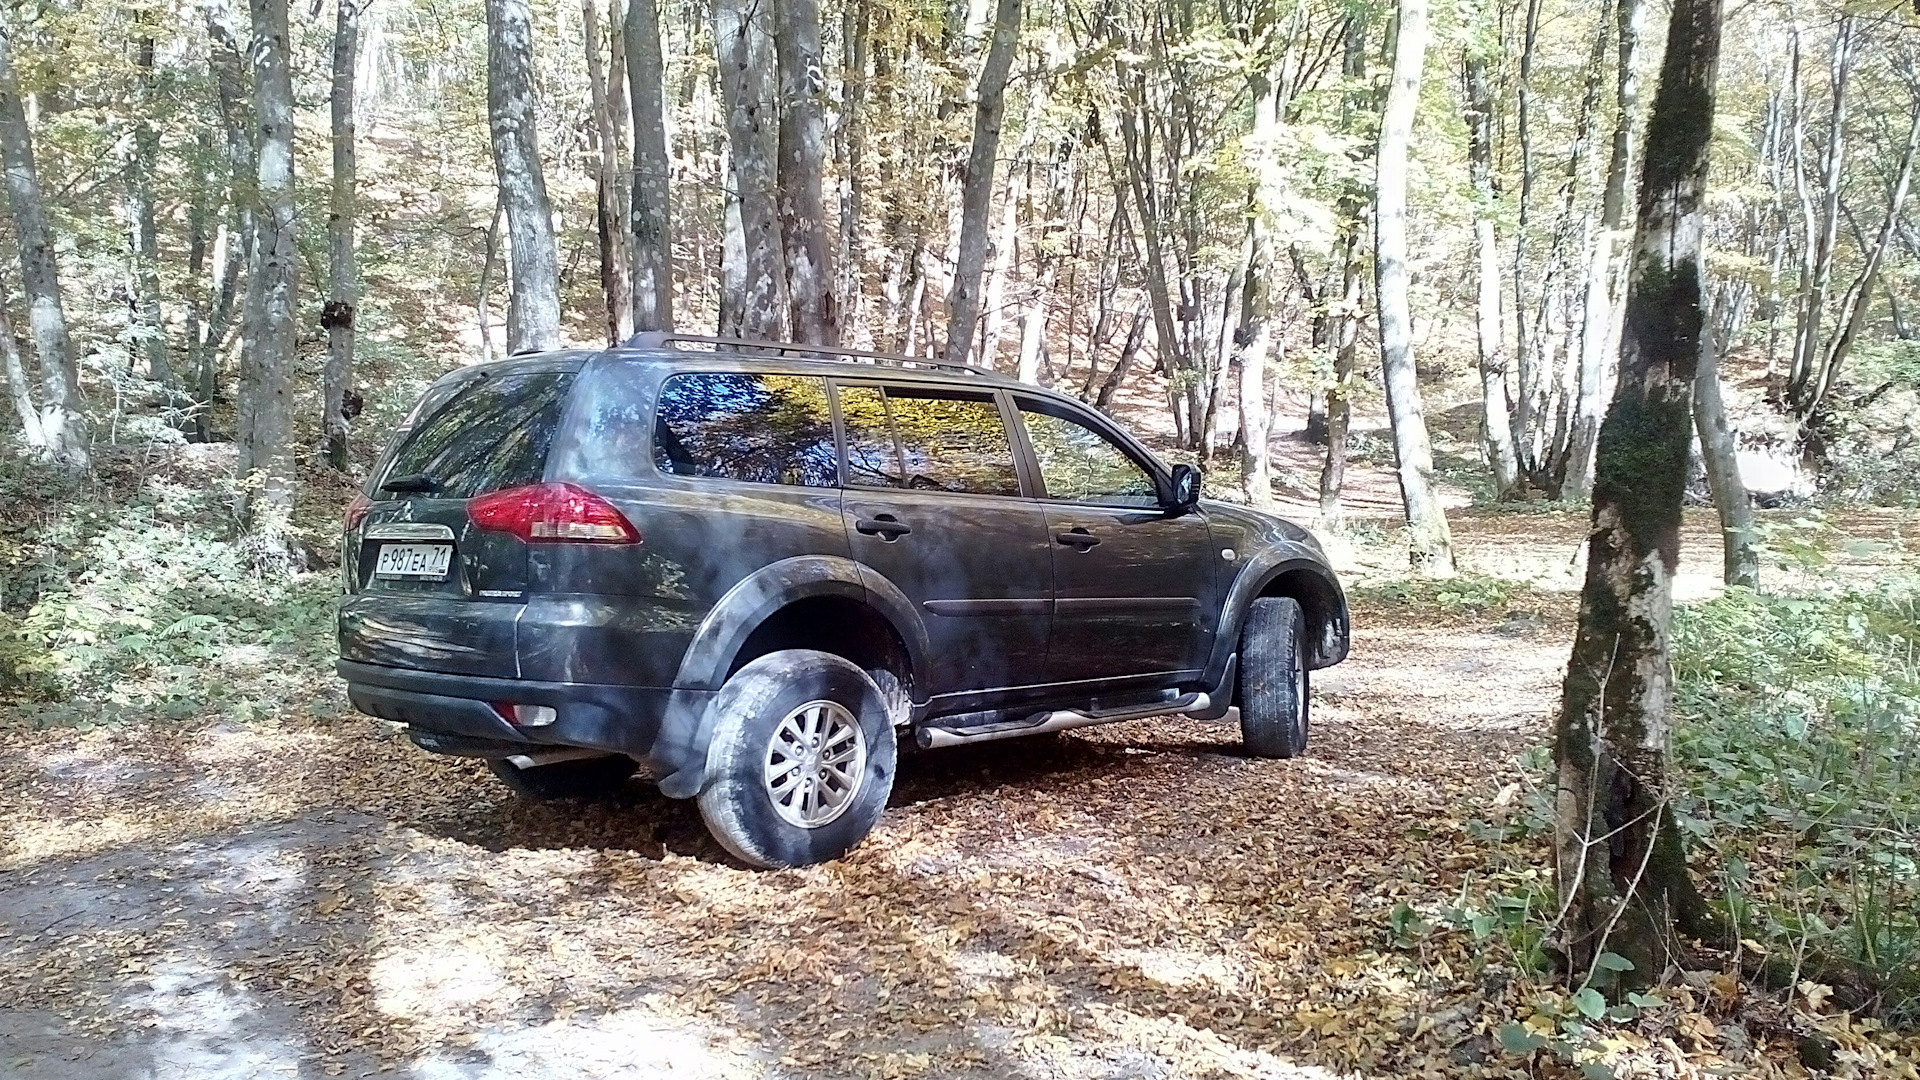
[1166,463,1201,513]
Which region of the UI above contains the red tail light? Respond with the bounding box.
[345,492,372,532]
[468,483,641,544]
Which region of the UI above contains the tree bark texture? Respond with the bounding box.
[1465,49,1523,501]
[1694,324,1758,589]
[943,0,1021,365]
[625,0,673,331]
[714,0,788,340]
[775,0,837,344]
[323,0,362,470]
[127,25,169,389]
[1554,0,1723,987]
[243,0,299,531]
[0,269,44,449]
[1319,14,1367,533]
[485,0,563,353]
[0,21,82,465]
[585,0,633,344]
[1374,0,1454,574]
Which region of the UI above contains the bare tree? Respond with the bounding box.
[1695,319,1758,588]
[714,0,788,339]
[1554,0,1724,983]
[0,19,83,465]
[943,0,1021,365]
[485,0,563,353]
[625,0,673,332]
[585,0,633,343]
[322,0,362,470]
[127,21,169,390]
[1464,42,1522,500]
[775,0,837,344]
[1319,14,1367,533]
[1375,0,1454,574]
[240,0,298,535]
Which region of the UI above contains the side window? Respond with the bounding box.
[836,384,1022,497]
[652,373,838,487]
[1021,405,1159,507]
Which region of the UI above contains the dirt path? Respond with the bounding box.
[0,517,1726,1080]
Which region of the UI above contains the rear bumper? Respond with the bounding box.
[337,660,716,795]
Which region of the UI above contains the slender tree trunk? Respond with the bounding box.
[714,0,787,339]
[204,0,254,377]
[242,0,299,538]
[0,272,44,449]
[625,0,673,331]
[1555,0,1723,985]
[836,0,870,343]
[585,0,633,343]
[486,0,563,353]
[479,197,504,363]
[775,0,837,344]
[0,22,83,466]
[1375,0,1454,575]
[1466,49,1523,500]
[943,0,1021,365]
[127,24,169,390]
[1786,17,1852,410]
[1695,320,1758,588]
[322,0,361,471]
[1320,15,1367,533]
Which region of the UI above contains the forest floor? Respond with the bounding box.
[5,501,1909,1080]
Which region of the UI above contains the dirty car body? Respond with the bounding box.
[337,334,1349,865]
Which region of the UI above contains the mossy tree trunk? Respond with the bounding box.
[1553,0,1723,990]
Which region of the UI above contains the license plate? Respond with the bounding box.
[374,543,453,580]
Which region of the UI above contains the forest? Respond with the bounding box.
[1,0,1919,1073]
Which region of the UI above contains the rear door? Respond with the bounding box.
[1013,397,1218,685]
[341,367,576,675]
[835,381,1055,696]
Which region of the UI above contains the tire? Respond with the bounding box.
[697,650,898,869]
[487,753,639,800]
[1238,596,1310,759]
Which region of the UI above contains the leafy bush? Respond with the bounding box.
[1670,581,1920,1019]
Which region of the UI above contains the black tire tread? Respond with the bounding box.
[1238,596,1310,759]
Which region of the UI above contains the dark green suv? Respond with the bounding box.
[338,334,1349,867]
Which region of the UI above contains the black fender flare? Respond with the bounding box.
[654,555,931,797]
[1204,546,1350,684]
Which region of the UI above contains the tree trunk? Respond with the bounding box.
[0,271,44,449]
[322,0,361,471]
[585,0,632,344]
[1786,17,1852,411]
[127,24,169,390]
[1695,320,1758,589]
[836,0,870,343]
[625,0,673,331]
[1565,0,1644,499]
[775,0,837,344]
[204,0,254,381]
[714,0,787,340]
[0,22,83,466]
[1554,0,1723,987]
[1320,14,1367,533]
[1465,49,1523,501]
[943,0,1021,365]
[242,0,299,538]
[486,0,563,353]
[1375,0,1454,575]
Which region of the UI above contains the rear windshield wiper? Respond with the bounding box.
[380,472,440,494]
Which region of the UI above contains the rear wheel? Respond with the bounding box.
[1238,596,1310,758]
[697,650,897,868]
[487,754,639,800]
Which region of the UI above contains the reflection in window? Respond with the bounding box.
[839,386,1021,497]
[1022,408,1158,506]
[379,372,574,499]
[653,373,837,487]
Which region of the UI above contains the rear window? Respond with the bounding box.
[376,371,574,499]
[652,372,838,487]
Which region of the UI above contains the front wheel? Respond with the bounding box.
[697,650,898,868]
[1238,596,1310,758]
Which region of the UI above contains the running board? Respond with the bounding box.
[917,692,1211,749]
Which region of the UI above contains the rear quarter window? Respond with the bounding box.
[651,372,838,487]
[375,371,574,498]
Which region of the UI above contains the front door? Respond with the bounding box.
[1014,398,1218,686]
[836,382,1055,696]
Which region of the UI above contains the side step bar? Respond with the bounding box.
[917,692,1212,749]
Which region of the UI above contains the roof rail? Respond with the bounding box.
[621,331,1001,378]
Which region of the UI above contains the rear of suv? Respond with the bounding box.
[339,334,1349,867]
